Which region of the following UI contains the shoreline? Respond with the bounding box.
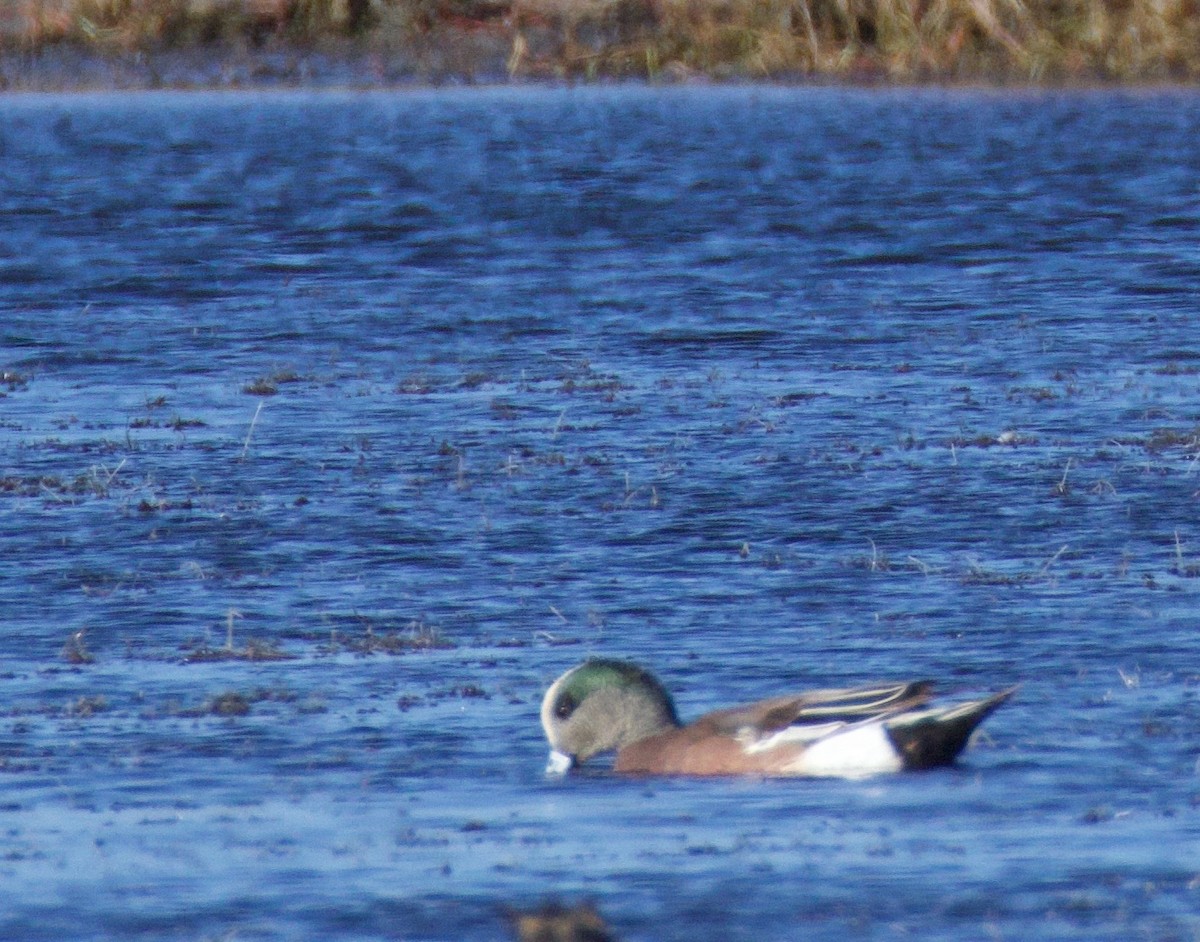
[5,43,1200,95]
[4,1,1200,93]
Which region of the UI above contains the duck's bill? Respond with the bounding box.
[545,750,575,775]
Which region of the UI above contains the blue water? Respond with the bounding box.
[1,85,1198,941]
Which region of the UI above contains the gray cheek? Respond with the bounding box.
[571,712,614,760]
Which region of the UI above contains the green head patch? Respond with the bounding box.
[551,658,679,724]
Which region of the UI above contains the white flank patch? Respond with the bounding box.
[787,722,903,778]
[740,722,842,751]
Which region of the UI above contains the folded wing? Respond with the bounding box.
[702,680,935,738]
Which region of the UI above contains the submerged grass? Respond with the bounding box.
[181,638,297,662]
[333,619,458,655]
[6,0,1200,82]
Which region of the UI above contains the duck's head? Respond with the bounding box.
[540,659,680,774]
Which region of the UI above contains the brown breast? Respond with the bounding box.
[613,722,804,776]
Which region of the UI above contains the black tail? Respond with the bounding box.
[885,687,1016,770]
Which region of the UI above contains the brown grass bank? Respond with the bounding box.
[4,0,1200,86]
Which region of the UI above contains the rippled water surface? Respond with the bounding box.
[1,86,1198,941]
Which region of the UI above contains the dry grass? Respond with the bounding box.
[509,0,1200,80]
[10,0,373,48]
[6,0,1200,81]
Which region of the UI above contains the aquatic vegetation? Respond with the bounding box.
[165,687,298,716]
[1,370,29,392]
[243,368,304,396]
[61,629,96,664]
[181,638,297,661]
[505,900,617,942]
[7,0,1200,81]
[206,690,253,715]
[66,694,109,716]
[332,619,458,655]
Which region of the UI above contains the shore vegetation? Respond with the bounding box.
[4,0,1200,84]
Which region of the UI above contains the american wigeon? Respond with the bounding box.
[541,659,1014,778]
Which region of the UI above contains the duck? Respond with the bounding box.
[540,659,1015,778]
